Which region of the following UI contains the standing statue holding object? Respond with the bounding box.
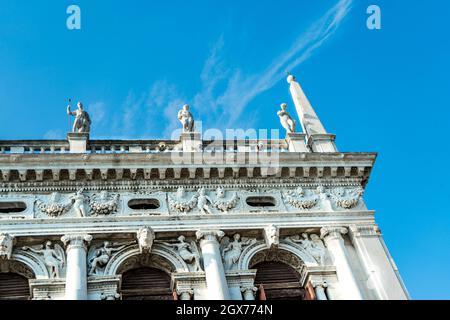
[67,99,91,133]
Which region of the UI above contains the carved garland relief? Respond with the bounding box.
[1,185,366,220]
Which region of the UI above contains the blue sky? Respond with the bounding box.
[0,0,449,299]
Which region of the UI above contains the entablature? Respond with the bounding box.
[0,152,376,183]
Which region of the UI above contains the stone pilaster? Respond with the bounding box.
[61,234,93,300]
[349,224,409,300]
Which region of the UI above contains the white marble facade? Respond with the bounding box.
[0,75,409,300]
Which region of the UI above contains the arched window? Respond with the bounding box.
[121,267,173,300]
[253,261,305,300]
[0,273,31,300]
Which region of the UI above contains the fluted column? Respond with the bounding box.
[61,234,92,300]
[320,227,363,300]
[196,230,230,300]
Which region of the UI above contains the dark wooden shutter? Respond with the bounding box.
[121,267,173,300]
[254,262,304,300]
[0,273,30,300]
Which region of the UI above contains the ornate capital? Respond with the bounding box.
[196,230,225,242]
[320,227,348,241]
[61,234,93,250]
[349,225,381,238]
[100,292,121,300]
[240,286,258,293]
[0,233,15,260]
[311,280,328,289]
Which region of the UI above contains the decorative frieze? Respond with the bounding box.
[168,187,198,214]
[330,187,364,210]
[0,184,370,221]
[283,187,319,210]
[35,192,72,218]
[89,191,120,216]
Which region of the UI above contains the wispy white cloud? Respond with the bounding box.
[43,129,64,140]
[89,101,106,128]
[146,80,186,137]
[86,0,352,139]
[206,0,353,129]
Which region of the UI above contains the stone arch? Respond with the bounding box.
[104,244,189,276]
[9,251,49,279]
[238,240,319,271]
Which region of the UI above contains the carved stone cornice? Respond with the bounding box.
[0,177,365,194]
[61,234,93,250]
[0,152,376,183]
